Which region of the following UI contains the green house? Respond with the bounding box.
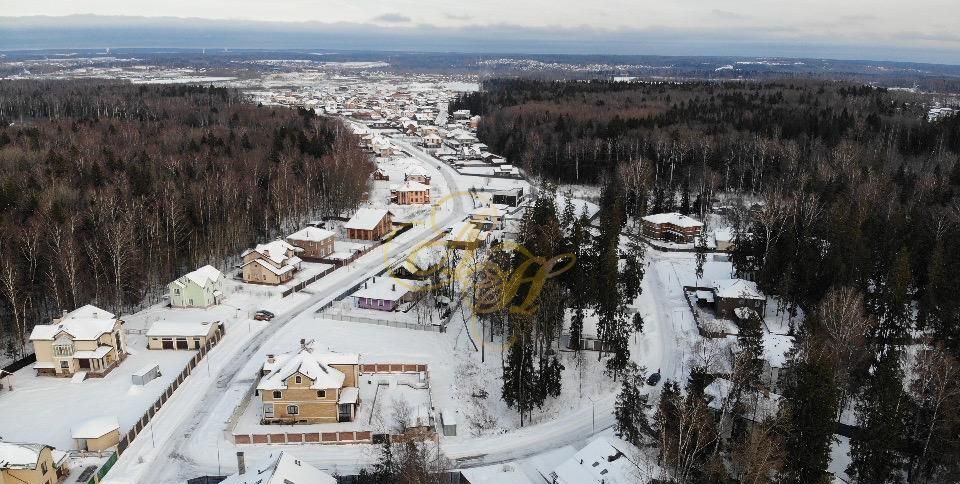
[168,265,224,308]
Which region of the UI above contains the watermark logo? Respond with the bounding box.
[381,190,575,321]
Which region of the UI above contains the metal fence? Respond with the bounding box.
[116,323,226,455]
[318,311,443,332]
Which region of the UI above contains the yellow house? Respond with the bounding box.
[29,305,126,377]
[240,240,303,285]
[256,345,360,424]
[72,416,121,452]
[0,442,69,484]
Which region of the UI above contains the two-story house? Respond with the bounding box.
[256,345,361,424]
[0,442,69,484]
[29,304,127,377]
[240,240,303,285]
[390,181,431,205]
[168,265,224,308]
[286,227,336,261]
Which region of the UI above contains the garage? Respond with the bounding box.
[147,320,223,350]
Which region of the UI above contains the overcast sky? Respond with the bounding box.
[4,0,959,62]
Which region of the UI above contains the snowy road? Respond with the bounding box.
[104,140,469,484]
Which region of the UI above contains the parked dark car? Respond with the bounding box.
[254,310,275,321]
[647,369,662,386]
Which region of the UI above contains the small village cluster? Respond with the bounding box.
[0,69,796,484]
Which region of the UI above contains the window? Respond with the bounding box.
[273,391,282,399]
[317,390,326,398]
[295,376,302,384]
[287,405,299,415]
[60,361,69,369]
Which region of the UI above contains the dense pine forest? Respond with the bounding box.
[456,79,960,482]
[0,80,372,357]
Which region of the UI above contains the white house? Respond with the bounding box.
[168,265,224,308]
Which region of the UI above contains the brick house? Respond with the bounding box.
[256,345,361,424]
[641,212,704,243]
[712,279,766,318]
[286,227,336,261]
[344,208,393,241]
[390,181,431,205]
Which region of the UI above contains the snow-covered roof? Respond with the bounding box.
[712,279,764,300]
[352,277,421,302]
[470,205,506,218]
[220,451,337,484]
[405,165,428,177]
[338,387,360,404]
[287,227,336,243]
[72,416,120,439]
[257,349,346,391]
[642,212,704,228]
[181,265,223,288]
[29,317,117,342]
[0,442,52,470]
[445,221,481,244]
[550,436,642,484]
[461,464,535,484]
[262,344,359,375]
[391,180,430,192]
[146,320,217,338]
[344,208,390,231]
[63,304,116,320]
[244,258,299,276]
[243,240,301,265]
[73,346,113,359]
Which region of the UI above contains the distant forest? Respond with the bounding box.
[456,79,960,482]
[0,81,372,356]
[452,79,960,185]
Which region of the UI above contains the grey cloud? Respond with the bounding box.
[373,13,411,23]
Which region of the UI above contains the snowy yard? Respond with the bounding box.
[0,336,196,449]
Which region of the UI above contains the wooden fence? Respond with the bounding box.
[116,323,226,455]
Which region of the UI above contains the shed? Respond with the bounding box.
[441,408,457,437]
[131,364,160,385]
[72,416,121,452]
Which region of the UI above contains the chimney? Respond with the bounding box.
[62,310,68,318]
[236,452,246,475]
[392,284,396,291]
[300,338,307,350]
[267,354,275,364]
